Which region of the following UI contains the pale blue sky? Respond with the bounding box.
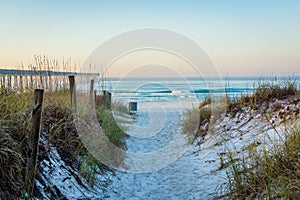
[0,0,299,76]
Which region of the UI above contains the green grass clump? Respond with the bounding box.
[233,81,299,111]
[94,94,127,147]
[220,81,299,119]
[254,81,298,101]
[96,108,125,147]
[218,127,300,199]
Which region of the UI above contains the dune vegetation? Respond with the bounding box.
[183,81,300,199]
[0,84,126,198]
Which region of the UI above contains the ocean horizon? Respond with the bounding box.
[97,75,300,103]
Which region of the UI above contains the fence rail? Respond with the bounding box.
[0,69,99,76]
[0,69,99,91]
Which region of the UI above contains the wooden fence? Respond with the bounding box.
[0,70,117,195]
[5,70,99,195]
[0,69,99,91]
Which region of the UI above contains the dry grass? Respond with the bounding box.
[229,81,299,116]
[217,126,300,199]
[182,81,300,198]
[0,130,24,199]
[0,87,127,198]
[182,102,211,143]
[41,104,83,167]
[1,55,79,92]
[213,81,300,199]
[0,90,32,198]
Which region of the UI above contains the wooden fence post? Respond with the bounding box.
[103,90,112,108]
[14,75,18,89]
[26,89,44,195]
[68,75,77,112]
[2,75,6,88]
[20,75,23,91]
[44,74,48,90]
[89,79,94,105]
[30,75,33,89]
[8,76,12,88]
[49,74,52,91]
[0,75,3,88]
[39,74,43,88]
[25,74,29,90]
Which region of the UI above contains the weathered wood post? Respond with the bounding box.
[26,89,44,195]
[1,75,4,88]
[30,75,33,89]
[20,74,24,91]
[39,72,43,88]
[2,75,6,88]
[0,75,3,88]
[4,75,7,88]
[44,72,48,90]
[2,75,4,88]
[14,75,18,89]
[8,75,12,88]
[3,75,6,88]
[23,74,26,90]
[103,90,112,108]
[89,79,94,105]
[68,75,77,112]
[63,75,67,89]
[25,73,29,90]
[34,74,37,88]
[55,75,58,91]
[94,90,97,102]
[49,72,52,91]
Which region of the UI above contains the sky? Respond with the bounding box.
[0,0,299,77]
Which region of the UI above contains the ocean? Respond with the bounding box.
[98,76,300,103]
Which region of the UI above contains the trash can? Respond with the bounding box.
[129,102,137,113]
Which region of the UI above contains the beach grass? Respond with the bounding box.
[192,81,299,199]
[95,97,126,147]
[218,126,300,199]
[182,80,299,199]
[226,82,299,199]
[0,86,126,198]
